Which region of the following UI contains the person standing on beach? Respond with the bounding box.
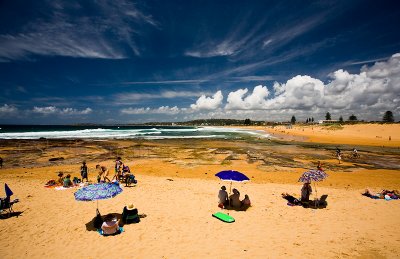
[96,165,110,182]
[317,161,323,171]
[114,157,123,181]
[336,147,342,164]
[0,157,3,168]
[80,161,89,182]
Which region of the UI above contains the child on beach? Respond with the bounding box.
[63,174,73,187]
[80,161,88,182]
[57,172,64,184]
[317,161,323,171]
[241,194,251,210]
[96,165,110,182]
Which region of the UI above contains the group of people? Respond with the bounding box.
[218,186,251,211]
[362,189,400,200]
[97,203,141,236]
[45,157,137,188]
[96,157,137,186]
[335,147,360,164]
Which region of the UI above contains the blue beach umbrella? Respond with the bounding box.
[5,183,13,197]
[74,183,123,209]
[215,170,250,197]
[215,170,250,182]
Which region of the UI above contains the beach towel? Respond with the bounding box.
[97,227,124,236]
[55,185,78,191]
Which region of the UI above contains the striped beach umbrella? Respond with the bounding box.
[298,169,328,183]
[74,182,123,209]
[298,169,328,207]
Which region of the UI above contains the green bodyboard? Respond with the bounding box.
[212,212,235,223]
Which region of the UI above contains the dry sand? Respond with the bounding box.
[0,124,399,258]
[256,123,400,147]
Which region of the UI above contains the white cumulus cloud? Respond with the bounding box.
[33,106,58,114]
[222,53,400,121]
[225,85,270,110]
[32,106,92,115]
[190,91,223,110]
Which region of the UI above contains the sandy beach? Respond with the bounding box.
[258,123,400,147]
[1,124,399,258]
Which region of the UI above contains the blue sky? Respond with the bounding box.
[0,0,400,124]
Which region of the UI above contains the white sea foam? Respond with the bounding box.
[0,127,270,140]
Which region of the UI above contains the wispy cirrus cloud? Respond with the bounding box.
[121,106,181,115]
[0,0,157,62]
[115,90,210,101]
[120,79,207,85]
[184,10,328,61]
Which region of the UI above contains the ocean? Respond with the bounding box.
[0,125,270,140]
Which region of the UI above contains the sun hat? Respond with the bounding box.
[127,203,135,210]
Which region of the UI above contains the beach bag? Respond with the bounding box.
[73,177,81,184]
[94,209,103,229]
[129,175,137,184]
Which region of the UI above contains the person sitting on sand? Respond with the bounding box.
[281,193,302,205]
[301,182,312,202]
[63,174,73,188]
[80,161,88,182]
[124,166,137,187]
[57,172,64,184]
[218,186,228,208]
[121,203,140,224]
[101,214,120,235]
[96,165,110,182]
[241,194,251,210]
[229,188,241,209]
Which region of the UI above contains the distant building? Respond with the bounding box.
[318,120,339,124]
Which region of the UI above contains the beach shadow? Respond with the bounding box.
[0,211,23,219]
[123,185,137,188]
[304,203,328,209]
[222,205,250,212]
[85,212,122,231]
